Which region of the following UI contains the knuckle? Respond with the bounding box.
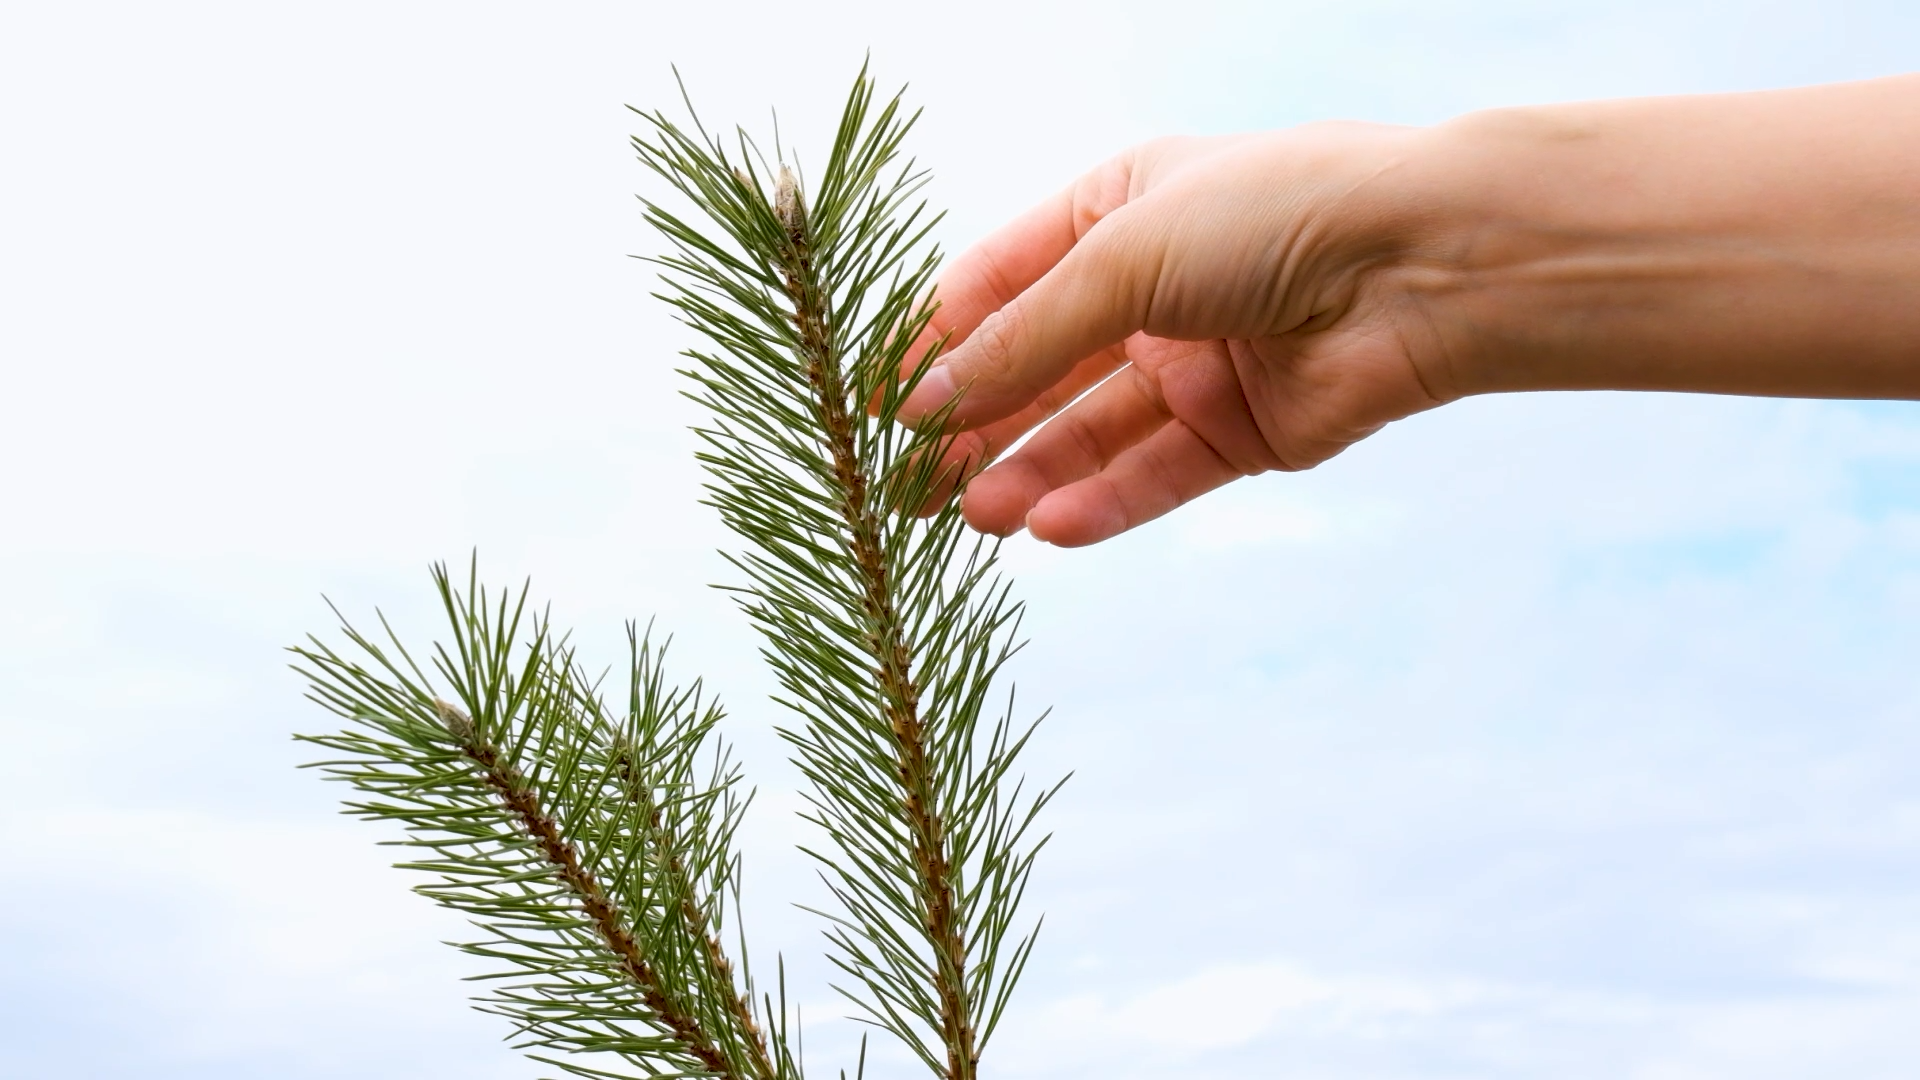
[971,248,1021,318]
[1143,448,1184,506]
[1077,207,1163,309]
[1058,413,1106,471]
[965,306,1026,386]
[1122,362,1171,418]
[1073,153,1137,236]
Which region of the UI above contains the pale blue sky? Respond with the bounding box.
[2,2,1917,1078]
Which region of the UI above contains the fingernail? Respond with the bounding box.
[903,364,956,417]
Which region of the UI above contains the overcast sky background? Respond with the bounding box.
[4,2,1920,1077]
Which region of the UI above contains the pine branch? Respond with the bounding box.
[293,562,795,1080]
[632,66,1065,1080]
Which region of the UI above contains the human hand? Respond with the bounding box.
[899,75,1920,548]
[899,124,1456,547]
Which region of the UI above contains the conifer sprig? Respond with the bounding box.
[632,68,1064,1080]
[294,563,795,1080]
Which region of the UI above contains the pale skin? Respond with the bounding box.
[897,74,1920,547]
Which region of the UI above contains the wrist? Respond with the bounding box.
[1396,101,1677,401]
[1402,78,1920,403]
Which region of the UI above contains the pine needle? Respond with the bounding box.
[633,64,1064,1080]
[292,64,1058,1080]
[293,562,795,1080]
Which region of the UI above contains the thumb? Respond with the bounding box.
[901,205,1161,429]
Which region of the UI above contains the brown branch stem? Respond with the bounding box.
[614,744,778,1080]
[434,700,744,1080]
[773,178,978,1080]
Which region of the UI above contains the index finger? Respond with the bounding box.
[901,152,1138,382]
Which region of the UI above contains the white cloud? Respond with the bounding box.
[993,956,1920,1080]
[1015,961,1491,1055]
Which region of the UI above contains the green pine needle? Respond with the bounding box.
[633,64,1065,1080]
[293,63,1059,1080]
[293,562,797,1080]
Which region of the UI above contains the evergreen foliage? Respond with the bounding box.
[633,64,1062,1080]
[295,66,1060,1080]
[295,567,790,1080]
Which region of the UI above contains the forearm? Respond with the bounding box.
[1406,74,1920,401]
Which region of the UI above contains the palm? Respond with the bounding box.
[959,314,1436,545]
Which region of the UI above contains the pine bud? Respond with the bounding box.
[434,698,475,742]
[774,164,805,238]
